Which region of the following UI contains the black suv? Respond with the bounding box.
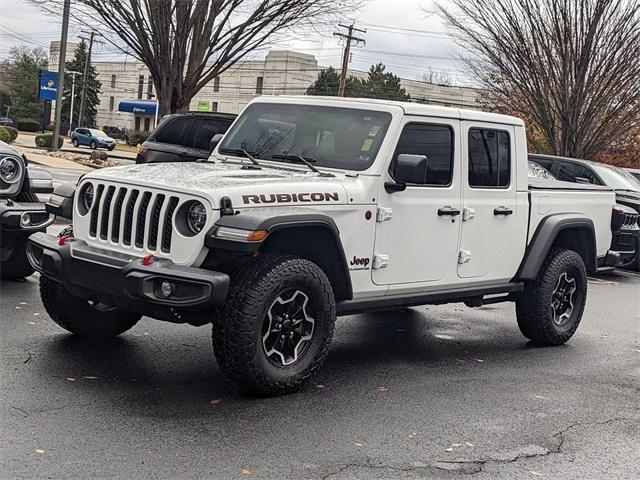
[530,154,640,270]
[136,112,237,164]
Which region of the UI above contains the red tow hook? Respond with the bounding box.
[58,235,71,246]
[142,254,154,266]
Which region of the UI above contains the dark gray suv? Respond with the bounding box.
[136,112,236,164]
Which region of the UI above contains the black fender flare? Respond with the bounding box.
[206,210,353,299]
[515,213,597,280]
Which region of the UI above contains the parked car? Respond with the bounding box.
[71,128,116,151]
[0,140,54,279]
[136,112,237,164]
[0,117,15,127]
[29,97,616,396]
[625,167,640,183]
[530,154,640,270]
[102,125,129,143]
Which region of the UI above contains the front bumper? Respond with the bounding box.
[0,200,54,232]
[27,233,230,310]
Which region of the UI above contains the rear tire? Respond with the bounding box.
[516,248,587,345]
[212,254,336,396]
[72,138,79,148]
[40,276,140,338]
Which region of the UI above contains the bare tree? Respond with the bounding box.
[438,0,640,160]
[36,0,358,116]
[418,67,452,86]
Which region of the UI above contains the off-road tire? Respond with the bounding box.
[516,248,587,345]
[40,276,140,338]
[72,138,79,148]
[212,254,336,396]
[1,235,34,279]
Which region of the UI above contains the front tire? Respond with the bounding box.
[1,235,34,280]
[90,141,97,150]
[212,254,336,396]
[516,248,587,345]
[40,276,140,338]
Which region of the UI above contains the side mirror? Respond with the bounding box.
[209,133,224,154]
[395,154,429,184]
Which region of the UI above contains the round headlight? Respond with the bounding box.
[82,183,94,211]
[186,202,207,234]
[0,157,23,184]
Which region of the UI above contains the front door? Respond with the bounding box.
[457,122,522,280]
[373,118,462,287]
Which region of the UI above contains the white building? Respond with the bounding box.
[88,49,480,133]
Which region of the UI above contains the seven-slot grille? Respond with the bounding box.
[622,212,639,228]
[88,184,181,254]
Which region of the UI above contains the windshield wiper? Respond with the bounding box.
[270,154,334,177]
[218,147,261,169]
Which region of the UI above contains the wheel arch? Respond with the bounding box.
[208,211,353,301]
[515,214,597,280]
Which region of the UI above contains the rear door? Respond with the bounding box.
[458,123,525,280]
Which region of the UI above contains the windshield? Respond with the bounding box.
[592,164,640,191]
[528,161,556,180]
[218,103,392,171]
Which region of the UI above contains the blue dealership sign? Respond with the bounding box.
[38,70,59,101]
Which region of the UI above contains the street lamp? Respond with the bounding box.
[66,70,81,136]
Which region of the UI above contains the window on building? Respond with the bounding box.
[468,128,510,188]
[256,76,264,95]
[213,77,220,93]
[110,74,116,89]
[211,102,218,112]
[135,116,141,131]
[144,117,151,132]
[109,96,114,112]
[391,123,454,186]
[147,75,153,100]
[137,75,144,99]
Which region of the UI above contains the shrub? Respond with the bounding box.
[0,127,10,144]
[17,118,41,132]
[35,133,63,149]
[127,130,149,146]
[4,126,18,142]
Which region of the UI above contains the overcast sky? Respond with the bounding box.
[0,0,472,85]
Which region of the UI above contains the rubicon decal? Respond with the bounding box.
[242,192,340,204]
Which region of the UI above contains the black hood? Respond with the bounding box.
[615,190,640,213]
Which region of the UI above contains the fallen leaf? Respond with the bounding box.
[455,358,467,363]
[66,377,76,382]
[83,376,98,380]
[210,399,222,406]
[408,432,417,439]
[33,313,40,316]
[354,442,364,447]
[35,449,45,454]
[27,322,36,325]
[16,306,21,309]
[529,471,544,477]
[376,385,388,392]
[473,358,485,363]
[452,443,463,447]
[535,395,546,399]
[445,447,454,452]
[240,468,252,476]
[465,441,474,447]
[316,384,325,389]
[19,302,27,305]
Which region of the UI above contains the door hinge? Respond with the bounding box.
[458,250,472,264]
[373,254,390,269]
[463,207,476,222]
[376,207,393,222]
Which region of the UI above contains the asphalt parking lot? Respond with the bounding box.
[1,270,638,480]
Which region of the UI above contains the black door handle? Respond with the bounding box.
[438,206,461,217]
[494,206,513,216]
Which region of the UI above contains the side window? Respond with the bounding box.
[556,162,598,184]
[531,157,553,171]
[155,118,195,145]
[468,128,510,187]
[391,123,454,186]
[194,119,227,150]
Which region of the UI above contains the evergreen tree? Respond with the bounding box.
[62,41,101,128]
[2,47,48,120]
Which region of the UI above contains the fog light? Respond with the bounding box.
[159,281,174,298]
[21,213,32,226]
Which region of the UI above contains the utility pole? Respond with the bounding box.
[77,30,102,127]
[52,0,70,152]
[66,70,81,135]
[333,24,366,97]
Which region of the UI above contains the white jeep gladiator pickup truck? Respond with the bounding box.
[28,97,617,396]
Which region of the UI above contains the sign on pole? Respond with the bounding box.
[38,70,59,101]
